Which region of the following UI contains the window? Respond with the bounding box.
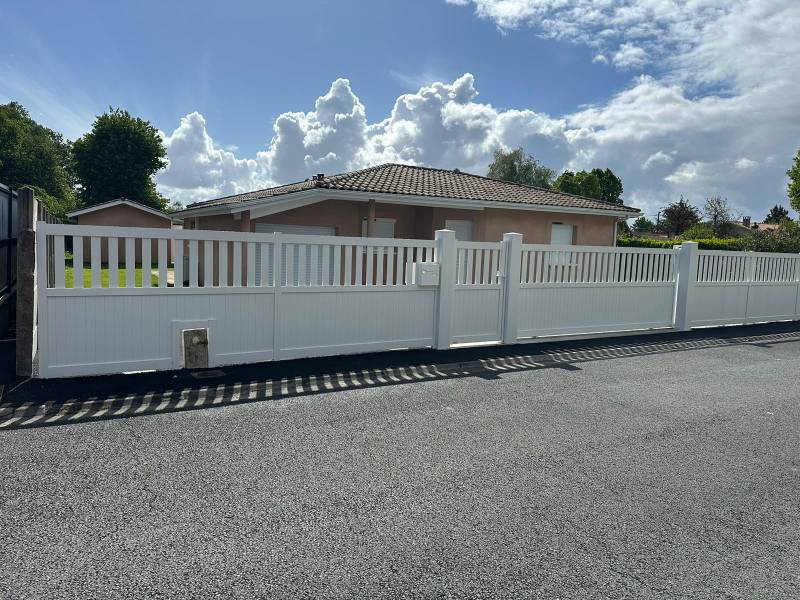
[445,219,474,241]
[550,223,575,245]
[361,217,396,238]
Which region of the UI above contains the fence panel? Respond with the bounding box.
[36,224,437,377]
[516,245,678,338]
[691,250,800,327]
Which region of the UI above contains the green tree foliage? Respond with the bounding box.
[73,108,167,209]
[0,102,76,218]
[703,196,734,236]
[764,204,790,224]
[632,216,656,232]
[682,223,715,240]
[590,168,624,204]
[740,220,800,253]
[661,196,701,236]
[552,170,602,199]
[486,147,555,189]
[788,148,800,213]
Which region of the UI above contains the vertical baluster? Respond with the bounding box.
[140,238,151,288]
[218,241,227,286]
[394,244,403,286]
[54,235,65,288]
[125,238,135,288]
[333,244,342,286]
[355,245,363,286]
[72,236,83,289]
[365,245,374,286]
[247,242,256,287]
[188,240,198,288]
[375,246,384,285]
[260,243,269,287]
[386,246,394,285]
[344,245,353,286]
[173,238,183,288]
[204,240,214,287]
[322,244,331,286]
[158,239,168,288]
[465,248,474,284]
[108,237,118,288]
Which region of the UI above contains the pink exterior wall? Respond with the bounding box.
[77,204,173,263]
[193,198,618,246]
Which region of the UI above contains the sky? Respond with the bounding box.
[1,0,798,222]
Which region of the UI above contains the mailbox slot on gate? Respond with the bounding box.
[413,262,440,286]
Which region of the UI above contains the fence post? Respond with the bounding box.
[501,232,523,345]
[434,229,456,349]
[674,241,698,331]
[15,188,37,376]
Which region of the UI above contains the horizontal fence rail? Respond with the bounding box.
[32,227,800,379]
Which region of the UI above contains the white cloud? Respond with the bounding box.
[157,112,262,205]
[157,0,800,221]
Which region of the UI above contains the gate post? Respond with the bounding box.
[16,188,37,376]
[674,241,698,331]
[434,229,456,349]
[501,232,523,345]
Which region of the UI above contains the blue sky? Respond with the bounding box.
[2,0,799,220]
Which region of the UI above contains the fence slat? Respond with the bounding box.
[232,242,242,286]
[53,235,66,288]
[189,240,199,288]
[125,238,135,288]
[107,238,118,289]
[158,239,167,288]
[344,245,352,286]
[204,240,213,287]
[72,236,83,289]
[376,247,384,286]
[247,242,256,287]
[355,245,364,286]
[365,245,374,286]
[218,241,227,286]
[141,238,151,288]
[322,244,331,286]
[260,243,270,287]
[173,240,183,288]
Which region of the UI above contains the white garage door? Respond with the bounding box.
[255,223,336,285]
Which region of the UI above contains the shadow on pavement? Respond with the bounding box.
[3,321,800,431]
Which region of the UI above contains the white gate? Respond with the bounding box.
[451,241,506,343]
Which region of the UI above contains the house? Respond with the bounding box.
[67,198,181,261]
[173,164,640,245]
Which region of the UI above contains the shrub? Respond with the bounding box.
[616,236,743,251]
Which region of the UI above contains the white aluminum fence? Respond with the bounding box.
[515,244,678,338]
[688,249,800,327]
[34,226,800,378]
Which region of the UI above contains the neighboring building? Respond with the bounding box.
[67,198,181,261]
[173,164,639,245]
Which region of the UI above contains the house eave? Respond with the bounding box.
[178,188,640,220]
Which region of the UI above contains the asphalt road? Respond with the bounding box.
[2,329,799,599]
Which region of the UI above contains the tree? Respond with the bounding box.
[764,204,790,224]
[682,223,715,240]
[552,170,602,199]
[632,216,656,232]
[703,196,734,236]
[0,102,77,217]
[590,168,624,204]
[486,147,555,189]
[72,108,167,209]
[661,196,700,236]
[788,148,800,213]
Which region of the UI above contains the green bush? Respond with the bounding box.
[617,236,744,251]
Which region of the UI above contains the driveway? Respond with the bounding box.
[2,325,799,599]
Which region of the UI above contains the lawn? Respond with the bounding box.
[64,264,165,288]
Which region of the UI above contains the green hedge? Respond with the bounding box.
[617,236,743,251]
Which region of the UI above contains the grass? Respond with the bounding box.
[64,263,165,288]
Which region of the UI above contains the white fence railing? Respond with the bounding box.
[34,225,800,378]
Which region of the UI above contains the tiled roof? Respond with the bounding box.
[183,163,639,214]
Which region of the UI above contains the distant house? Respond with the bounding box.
[67,198,181,262]
[172,163,640,246]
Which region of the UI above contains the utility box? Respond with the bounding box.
[182,328,209,369]
[413,262,440,286]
